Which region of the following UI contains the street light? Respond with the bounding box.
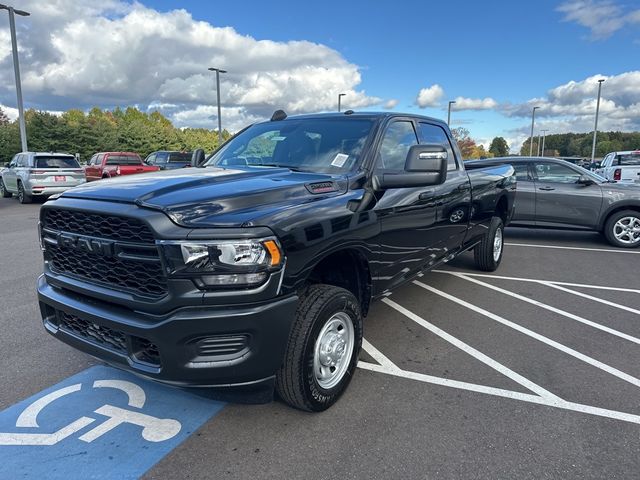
[591,79,605,164]
[447,100,456,126]
[208,67,227,145]
[540,130,548,157]
[529,106,539,157]
[0,3,30,152]
[338,93,346,112]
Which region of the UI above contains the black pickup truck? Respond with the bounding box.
[37,111,515,411]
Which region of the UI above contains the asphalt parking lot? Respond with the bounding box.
[1,197,639,479]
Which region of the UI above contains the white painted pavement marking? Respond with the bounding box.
[433,270,640,294]
[93,380,146,408]
[0,417,96,446]
[542,282,640,316]
[361,338,401,371]
[439,271,640,345]
[505,242,640,254]
[381,298,559,400]
[16,384,82,428]
[413,280,640,390]
[358,359,640,426]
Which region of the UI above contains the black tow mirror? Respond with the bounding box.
[577,175,596,186]
[374,144,448,189]
[191,149,205,167]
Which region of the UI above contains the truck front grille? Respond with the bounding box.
[42,207,167,298]
[43,209,155,244]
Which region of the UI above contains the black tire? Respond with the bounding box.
[0,178,12,198]
[276,284,363,412]
[17,181,32,204]
[473,216,504,271]
[604,210,640,248]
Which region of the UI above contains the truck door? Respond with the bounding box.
[372,119,440,293]
[416,122,471,253]
[532,161,603,228]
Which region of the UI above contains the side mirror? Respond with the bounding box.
[191,149,205,167]
[374,144,448,189]
[577,175,596,186]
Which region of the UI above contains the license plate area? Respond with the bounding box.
[54,176,66,182]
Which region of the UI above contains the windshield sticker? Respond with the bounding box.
[331,154,349,167]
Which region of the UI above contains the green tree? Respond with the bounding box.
[0,106,9,125]
[488,137,509,157]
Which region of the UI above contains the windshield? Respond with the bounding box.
[206,118,374,173]
[168,152,192,163]
[35,156,80,168]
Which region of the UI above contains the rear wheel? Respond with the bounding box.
[473,216,504,271]
[0,178,12,198]
[604,210,640,248]
[276,285,363,412]
[17,181,32,204]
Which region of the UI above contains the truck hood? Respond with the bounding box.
[60,166,348,227]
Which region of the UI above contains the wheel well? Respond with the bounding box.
[495,195,509,223]
[306,249,372,317]
[601,205,640,230]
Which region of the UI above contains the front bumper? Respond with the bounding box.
[38,274,298,388]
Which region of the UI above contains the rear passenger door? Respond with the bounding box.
[511,162,536,223]
[417,122,471,252]
[3,155,19,190]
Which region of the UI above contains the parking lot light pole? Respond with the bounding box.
[529,106,539,157]
[208,67,227,145]
[540,130,548,157]
[447,100,456,126]
[591,79,605,164]
[338,93,346,112]
[1,3,30,152]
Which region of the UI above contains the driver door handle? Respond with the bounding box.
[538,186,555,191]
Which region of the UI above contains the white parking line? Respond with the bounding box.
[433,270,640,294]
[413,281,640,390]
[381,298,559,400]
[543,282,640,316]
[505,242,640,254]
[438,272,640,345]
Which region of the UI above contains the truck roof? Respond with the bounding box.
[264,111,448,127]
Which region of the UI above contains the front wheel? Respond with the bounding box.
[473,216,504,271]
[0,178,12,198]
[276,285,363,412]
[604,210,640,248]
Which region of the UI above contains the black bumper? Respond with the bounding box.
[37,275,298,388]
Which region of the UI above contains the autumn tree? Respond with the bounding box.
[451,127,477,160]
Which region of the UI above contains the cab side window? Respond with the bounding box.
[514,164,532,181]
[17,155,28,168]
[378,121,419,171]
[417,122,458,171]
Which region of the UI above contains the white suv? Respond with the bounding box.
[0,152,86,203]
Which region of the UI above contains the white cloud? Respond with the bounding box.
[452,96,497,111]
[416,84,444,108]
[558,0,640,39]
[0,104,18,121]
[0,0,382,131]
[383,99,399,110]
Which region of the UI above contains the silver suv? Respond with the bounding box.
[0,152,86,203]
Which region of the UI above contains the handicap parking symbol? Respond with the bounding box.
[0,365,225,479]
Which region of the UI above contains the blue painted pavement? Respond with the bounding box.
[0,365,225,479]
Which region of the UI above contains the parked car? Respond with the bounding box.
[144,151,193,170]
[0,152,86,204]
[466,156,640,248]
[84,152,160,181]
[595,150,640,183]
[38,111,515,411]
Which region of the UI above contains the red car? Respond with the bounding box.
[84,152,160,181]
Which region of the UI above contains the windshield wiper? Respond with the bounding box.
[258,163,306,172]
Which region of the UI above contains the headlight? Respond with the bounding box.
[159,238,283,288]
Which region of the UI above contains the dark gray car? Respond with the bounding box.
[466,157,640,248]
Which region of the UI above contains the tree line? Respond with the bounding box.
[0,106,230,163]
[520,131,640,158]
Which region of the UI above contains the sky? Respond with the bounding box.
[0,0,639,152]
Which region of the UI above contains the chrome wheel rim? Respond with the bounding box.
[493,227,503,261]
[0,180,5,195]
[313,312,355,390]
[17,183,23,202]
[613,216,640,245]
